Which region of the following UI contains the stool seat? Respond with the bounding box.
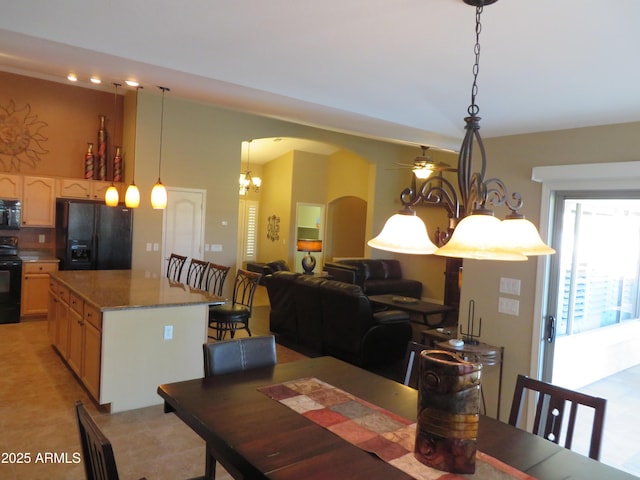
[209,303,250,321]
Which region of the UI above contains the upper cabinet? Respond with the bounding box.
[22,176,56,227]
[57,178,119,201]
[0,174,23,200]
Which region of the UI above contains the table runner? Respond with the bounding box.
[259,377,535,480]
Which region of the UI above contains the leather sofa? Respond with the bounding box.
[264,271,412,367]
[322,259,422,298]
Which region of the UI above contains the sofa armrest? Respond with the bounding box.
[373,309,410,325]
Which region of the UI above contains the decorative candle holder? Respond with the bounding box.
[415,349,482,474]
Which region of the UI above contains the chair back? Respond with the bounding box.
[75,401,120,480]
[508,374,607,460]
[204,263,230,296]
[203,335,277,376]
[402,341,432,389]
[231,269,262,311]
[166,253,187,282]
[186,258,209,289]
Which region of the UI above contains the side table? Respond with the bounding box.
[435,339,504,419]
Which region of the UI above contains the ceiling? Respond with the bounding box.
[2,0,640,159]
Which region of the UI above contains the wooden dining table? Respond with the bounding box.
[157,356,635,480]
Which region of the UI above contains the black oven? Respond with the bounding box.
[0,199,21,230]
[0,236,22,324]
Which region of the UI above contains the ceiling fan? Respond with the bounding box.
[389,146,457,179]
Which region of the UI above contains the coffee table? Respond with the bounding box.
[368,294,455,327]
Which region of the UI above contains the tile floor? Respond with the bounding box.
[1,286,638,479]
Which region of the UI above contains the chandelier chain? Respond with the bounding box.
[468,4,483,116]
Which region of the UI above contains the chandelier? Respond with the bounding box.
[369,0,555,261]
[239,139,261,195]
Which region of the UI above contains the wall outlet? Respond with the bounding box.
[163,325,173,340]
[38,234,45,243]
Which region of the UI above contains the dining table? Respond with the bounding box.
[157,356,636,480]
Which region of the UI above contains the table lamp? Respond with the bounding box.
[297,239,322,274]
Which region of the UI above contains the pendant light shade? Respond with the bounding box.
[499,216,556,256]
[151,180,167,210]
[152,86,169,210]
[434,213,527,261]
[125,183,141,208]
[368,209,438,255]
[105,185,119,207]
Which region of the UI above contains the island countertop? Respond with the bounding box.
[51,269,222,311]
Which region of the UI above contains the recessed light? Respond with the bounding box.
[125,80,139,87]
[67,74,77,82]
[90,77,101,84]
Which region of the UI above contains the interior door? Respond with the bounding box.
[162,187,206,275]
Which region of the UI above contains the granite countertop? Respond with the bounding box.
[51,269,223,311]
[19,250,59,262]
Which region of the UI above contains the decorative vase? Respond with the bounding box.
[96,115,107,180]
[84,143,94,179]
[112,146,122,182]
[414,349,482,474]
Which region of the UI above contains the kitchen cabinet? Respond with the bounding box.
[47,278,102,401]
[21,261,58,317]
[22,176,55,227]
[57,178,122,201]
[0,174,23,199]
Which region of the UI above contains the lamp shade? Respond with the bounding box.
[125,183,140,208]
[499,217,556,256]
[151,180,167,210]
[297,239,322,252]
[104,185,119,207]
[434,214,528,261]
[368,212,438,255]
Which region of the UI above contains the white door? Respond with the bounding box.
[162,187,206,278]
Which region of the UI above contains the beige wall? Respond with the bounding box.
[260,152,294,263]
[460,121,640,420]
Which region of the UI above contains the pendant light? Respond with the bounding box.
[104,83,121,207]
[124,86,142,208]
[151,86,169,210]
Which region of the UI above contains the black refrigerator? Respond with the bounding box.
[56,200,133,270]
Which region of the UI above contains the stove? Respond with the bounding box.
[0,236,22,323]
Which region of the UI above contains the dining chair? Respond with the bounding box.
[76,400,207,480]
[75,401,142,480]
[402,340,432,389]
[203,335,277,376]
[508,374,607,460]
[208,269,262,340]
[201,335,277,478]
[186,258,209,290]
[166,253,187,282]
[204,263,231,296]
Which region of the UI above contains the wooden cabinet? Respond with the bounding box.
[0,174,22,199]
[48,278,102,401]
[21,261,58,316]
[57,178,121,201]
[22,176,56,227]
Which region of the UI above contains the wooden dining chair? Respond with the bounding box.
[208,269,262,340]
[402,340,432,389]
[204,263,231,296]
[186,258,209,290]
[508,374,607,460]
[166,253,187,282]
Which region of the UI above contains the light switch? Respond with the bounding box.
[500,277,521,296]
[211,244,223,252]
[145,243,152,252]
[164,325,173,340]
[498,297,520,316]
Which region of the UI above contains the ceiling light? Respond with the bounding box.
[239,139,261,195]
[90,77,101,84]
[67,74,77,82]
[151,86,169,209]
[368,0,554,261]
[125,80,139,87]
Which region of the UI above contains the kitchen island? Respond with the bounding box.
[48,269,222,413]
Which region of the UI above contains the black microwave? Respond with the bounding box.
[0,199,21,229]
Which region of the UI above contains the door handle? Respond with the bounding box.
[546,315,556,343]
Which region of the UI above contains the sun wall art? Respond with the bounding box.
[0,100,49,172]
